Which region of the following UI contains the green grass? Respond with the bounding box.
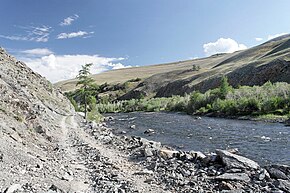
[254,114,289,122]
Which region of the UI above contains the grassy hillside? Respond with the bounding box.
[55,53,230,91]
[56,34,290,100]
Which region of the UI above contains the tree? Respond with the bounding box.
[76,63,95,120]
[192,64,201,71]
[219,76,231,99]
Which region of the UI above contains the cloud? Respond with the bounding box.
[60,14,79,26]
[108,63,132,70]
[255,37,263,42]
[21,48,53,56]
[203,38,247,56]
[18,52,129,82]
[0,25,51,42]
[57,31,94,39]
[267,32,288,40]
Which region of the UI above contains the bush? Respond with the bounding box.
[66,80,290,119]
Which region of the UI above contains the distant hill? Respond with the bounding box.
[56,34,290,99]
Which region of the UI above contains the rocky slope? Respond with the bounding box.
[0,47,79,192]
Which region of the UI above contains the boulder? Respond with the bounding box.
[62,172,74,181]
[216,149,259,170]
[265,166,288,180]
[129,125,136,129]
[4,184,22,193]
[140,138,161,150]
[215,173,251,182]
[189,150,206,160]
[275,179,290,192]
[159,149,179,159]
[144,129,155,134]
[285,119,290,126]
[104,116,114,121]
[144,147,154,157]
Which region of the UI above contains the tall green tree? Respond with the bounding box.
[77,63,95,120]
[219,76,231,99]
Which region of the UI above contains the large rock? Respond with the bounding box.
[216,149,260,170]
[159,149,179,159]
[4,184,22,193]
[274,179,290,192]
[285,119,290,126]
[215,173,251,182]
[265,165,289,180]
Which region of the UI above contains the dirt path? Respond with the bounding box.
[58,116,91,192]
[60,115,168,193]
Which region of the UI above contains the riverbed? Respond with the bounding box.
[105,112,289,165]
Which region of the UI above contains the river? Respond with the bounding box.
[105,112,290,165]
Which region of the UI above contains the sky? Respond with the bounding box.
[0,0,289,82]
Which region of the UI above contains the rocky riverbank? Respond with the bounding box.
[1,114,289,193]
[83,120,290,192]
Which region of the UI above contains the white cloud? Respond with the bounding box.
[0,25,51,42]
[18,53,129,82]
[267,32,288,40]
[21,48,53,56]
[255,37,263,42]
[108,63,132,70]
[203,38,247,56]
[60,14,79,26]
[57,31,94,39]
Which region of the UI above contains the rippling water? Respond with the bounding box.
[105,112,290,165]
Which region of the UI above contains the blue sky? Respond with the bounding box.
[0,0,289,82]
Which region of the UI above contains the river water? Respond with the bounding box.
[105,112,290,165]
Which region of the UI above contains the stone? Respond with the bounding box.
[220,181,235,190]
[144,148,154,157]
[129,125,136,129]
[257,169,270,181]
[269,164,290,176]
[190,150,206,160]
[9,132,23,143]
[104,116,114,121]
[275,179,290,192]
[4,184,22,193]
[0,151,3,162]
[221,190,243,193]
[266,167,288,180]
[144,129,155,134]
[285,119,290,126]
[62,172,74,181]
[216,149,259,170]
[159,149,179,159]
[215,173,251,182]
[140,138,161,150]
[48,184,64,193]
[134,169,154,175]
[102,136,112,144]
